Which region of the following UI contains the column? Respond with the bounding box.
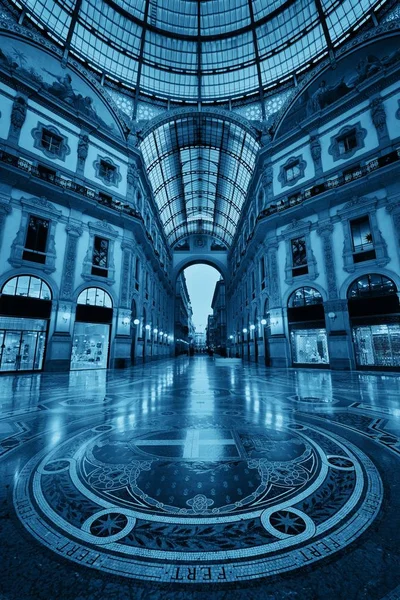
[317,221,354,369]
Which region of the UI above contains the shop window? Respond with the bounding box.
[290,329,329,365]
[32,122,70,161]
[291,237,308,277]
[0,316,47,372]
[350,216,376,263]
[353,324,400,368]
[22,216,49,264]
[347,274,396,299]
[70,322,110,371]
[2,275,51,300]
[91,236,109,277]
[288,287,323,308]
[77,287,112,308]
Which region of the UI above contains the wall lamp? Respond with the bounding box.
[260,318,267,326]
[133,318,140,325]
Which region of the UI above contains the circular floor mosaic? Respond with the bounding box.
[14,414,382,584]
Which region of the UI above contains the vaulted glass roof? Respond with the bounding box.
[139,113,259,247]
[15,0,385,105]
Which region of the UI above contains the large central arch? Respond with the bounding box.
[172,254,228,284]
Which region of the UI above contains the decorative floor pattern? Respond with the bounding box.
[1,357,400,599]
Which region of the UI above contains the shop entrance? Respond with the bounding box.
[70,288,113,371]
[348,274,400,369]
[288,287,329,367]
[0,275,52,373]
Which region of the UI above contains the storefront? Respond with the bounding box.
[288,287,329,367]
[348,274,400,369]
[70,288,113,371]
[0,275,52,372]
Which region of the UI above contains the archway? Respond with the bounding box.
[176,263,226,358]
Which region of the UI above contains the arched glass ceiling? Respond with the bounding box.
[139,114,260,247]
[14,0,387,105]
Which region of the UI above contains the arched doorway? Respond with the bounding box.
[0,275,52,372]
[70,287,113,370]
[348,274,400,369]
[288,287,329,367]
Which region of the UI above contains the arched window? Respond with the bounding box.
[288,287,323,308]
[77,287,112,308]
[2,275,51,300]
[347,274,397,299]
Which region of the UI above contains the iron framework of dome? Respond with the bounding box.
[10,0,391,109]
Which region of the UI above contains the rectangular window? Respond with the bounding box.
[350,216,376,263]
[22,216,49,264]
[91,236,109,277]
[285,161,301,183]
[41,129,63,156]
[99,160,116,183]
[291,237,308,276]
[337,130,357,156]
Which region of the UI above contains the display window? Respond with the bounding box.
[0,316,47,372]
[352,324,400,368]
[290,329,329,365]
[70,322,110,370]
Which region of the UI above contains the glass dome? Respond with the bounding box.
[15,0,386,104]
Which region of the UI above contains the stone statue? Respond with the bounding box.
[77,134,89,165]
[261,166,273,190]
[310,135,321,163]
[257,121,273,146]
[10,96,27,132]
[370,97,386,133]
[127,162,139,188]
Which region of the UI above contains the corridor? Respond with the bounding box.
[0,356,399,599]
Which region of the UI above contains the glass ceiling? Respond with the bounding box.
[139,114,259,247]
[15,0,384,104]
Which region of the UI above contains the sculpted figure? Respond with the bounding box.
[310,135,321,163]
[77,134,89,165]
[10,96,27,131]
[370,97,386,132]
[127,162,139,188]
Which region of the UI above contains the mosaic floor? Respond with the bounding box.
[0,357,400,599]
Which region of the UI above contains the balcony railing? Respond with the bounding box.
[0,149,169,274]
[258,149,400,221]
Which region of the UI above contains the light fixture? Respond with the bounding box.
[261,318,267,326]
[153,328,158,334]
[250,324,255,330]
[328,312,337,320]
[243,328,248,334]
[160,331,163,336]
[145,324,151,330]
[164,333,168,338]
[133,318,140,325]
[229,335,233,340]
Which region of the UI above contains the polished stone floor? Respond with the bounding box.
[0,356,400,600]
